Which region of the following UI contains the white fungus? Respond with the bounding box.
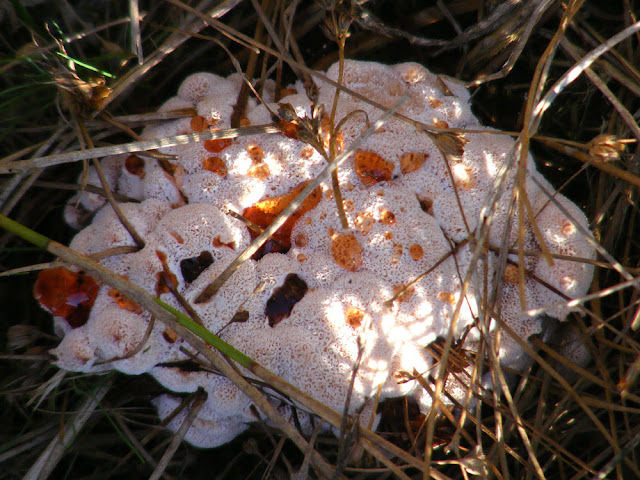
[36,60,595,448]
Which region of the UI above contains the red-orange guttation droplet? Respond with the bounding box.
[34,267,100,328]
[125,154,145,178]
[204,137,232,153]
[279,119,300,140]
[355,149,394,186]
[242,181,322,259]
[266,273,308,327]
[202,156,227,177]
[108,288,143,314]
[155,250,179,297]
[190,115,207,132]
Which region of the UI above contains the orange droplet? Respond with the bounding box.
[202,156,227,177]
[561,219,576,236]
[343,200,354,212]
[190,115,208,132]
[125,154,145,178]
[503,264,520,284]
[204,137,232,153]
[239,117,251,127]
[279,88,298,98]
[247,144,264,163]
[429,97,443,108]
[213,236,235,250]
[435,120,449,129]
[379,208,396,225]
[355,149,394,186]
[168,230,184,244]
[279,119,300,139]
[155,250,179,296]
[418,196,434,216]
[400,152,428,174]
[331,233,363,271]
[248,164,270,179]
[108,288,143,314]
[391,243,403,264]
[162,329,179,343]
[410,244,424,261]
[438,292,456,304]
[345,307,365,328]
[34,267,100,328]
[243,182,322,258]
[355,212,375,235]
[300,146,315,159]
[294,233,308,247]
[393,284,414,303]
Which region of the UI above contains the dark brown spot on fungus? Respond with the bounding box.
[266,274,308,327]
[34,267,100,329]
[180,251,214,284]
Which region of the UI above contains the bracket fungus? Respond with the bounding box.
[37,60,595,448]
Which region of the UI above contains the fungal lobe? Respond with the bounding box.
[34,267,100,328]
[266,274,308,327]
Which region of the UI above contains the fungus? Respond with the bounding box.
[36,60,595,448]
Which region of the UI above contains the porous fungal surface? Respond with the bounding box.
[36,60,595,448]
